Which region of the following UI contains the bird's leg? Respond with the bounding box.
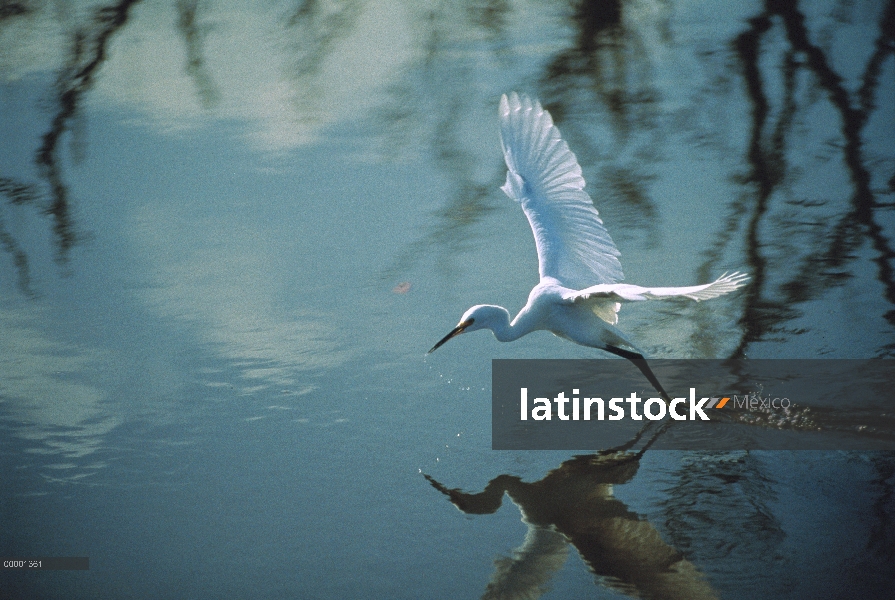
[635,420,673,456]
[596,421,651,455]
[603,345,671,404]
[597,416,674,456]
[599,345,675,454]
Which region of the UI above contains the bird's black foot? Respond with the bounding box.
[603,345,672,404]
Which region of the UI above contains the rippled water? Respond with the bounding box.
[2,1,894,598]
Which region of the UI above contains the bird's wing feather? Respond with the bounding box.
[563,272,750,304]
[499,92,623,289]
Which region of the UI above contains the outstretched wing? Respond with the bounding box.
[564,272,750,305]
[499,92,623,289]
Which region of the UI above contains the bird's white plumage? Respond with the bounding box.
[428,92,749,362]
[562,271,750,325]
[499,92,623,290]
[563,272,751,304]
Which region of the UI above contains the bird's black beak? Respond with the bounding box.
[428,319,474,354]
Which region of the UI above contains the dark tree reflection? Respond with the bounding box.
[285,0,363,77]
[0,177,39,293]
[2,0,232,290]
[374,4,510,282]
[730,0,895,357]
[538,0,666,242]
[177,0,221,108]
[0,0,141,290]
[868,453,895,560]
[37,0,141,262]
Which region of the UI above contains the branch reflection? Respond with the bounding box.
[729,0,895,356]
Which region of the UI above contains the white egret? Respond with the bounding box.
[429,93,748,396]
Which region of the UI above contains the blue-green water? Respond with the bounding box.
[2,1,894,598]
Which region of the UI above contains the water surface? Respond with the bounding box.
[2,1,894,598]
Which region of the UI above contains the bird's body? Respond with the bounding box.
[429,92,748,387]
[454,279,633,349]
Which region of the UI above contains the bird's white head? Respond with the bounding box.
[427,305,511,353]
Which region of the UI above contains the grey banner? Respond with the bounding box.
[492,359,895,450]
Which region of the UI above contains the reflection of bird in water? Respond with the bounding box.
[425,450,717,600]
[429,93,747,396]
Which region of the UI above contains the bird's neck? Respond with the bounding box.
[491,308,526,342]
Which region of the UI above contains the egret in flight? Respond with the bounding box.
[428,93,748,396]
